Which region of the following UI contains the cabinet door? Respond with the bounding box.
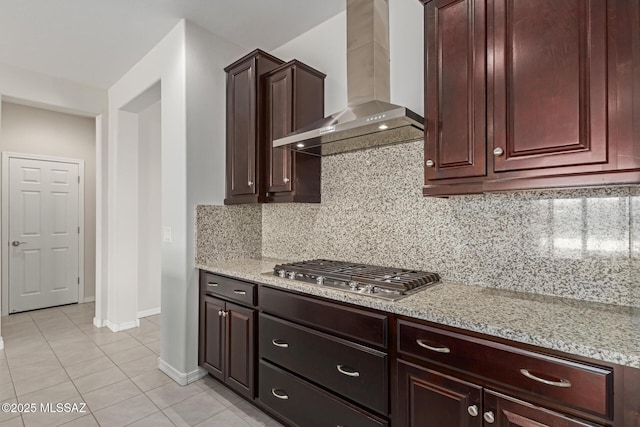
[396,360,482,427]
[266,67,294,194]
[203,295,225,380]
[490,0,608,172]
[226,60,257,197]
[484,390,603,427]
[424,0,486,180]
[225,302,255,398]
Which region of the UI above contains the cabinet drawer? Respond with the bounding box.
[259,286,388,348]
[260,313,388,414]
[201,272,256,306]
[259,360,388,427]
[398,320,613,417]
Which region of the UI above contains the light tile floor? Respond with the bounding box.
[0,303,282,427]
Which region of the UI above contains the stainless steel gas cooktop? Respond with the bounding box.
[273,259,440,301]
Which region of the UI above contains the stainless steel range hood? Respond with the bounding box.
[273,0,424,156]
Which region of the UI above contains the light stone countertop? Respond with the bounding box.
[196,257,640,369]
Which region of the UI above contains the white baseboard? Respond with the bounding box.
[93,317,105,328]
[137,307,161,319]
[82,296,95,303]
[0,336,4,350]
[158,358,207,386]
[106,319,140,332]
[188,367,207,384]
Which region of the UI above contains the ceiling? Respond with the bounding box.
[0,0,345,89]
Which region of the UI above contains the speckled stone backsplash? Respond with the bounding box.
[261,141,640,307]
[196,205,261,264]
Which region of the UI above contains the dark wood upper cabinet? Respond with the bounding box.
[425,0,487,181]
[224,49,283,205]
[490,0,608,172]
[224,51,325,205]
[421,0,640,195]
[264,60,325,203]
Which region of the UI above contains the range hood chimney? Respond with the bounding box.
[273,0,424,156]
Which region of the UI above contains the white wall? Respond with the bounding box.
[0,63,106,117]
[137,100,161,317]
[107,20,185,340]
[183,23,244,381]
[0,102,97,305]
[108,19,243,384]
[271,0,424,116]
[389,0,424,116]
[0,63,107,349]
[272,11,347,115]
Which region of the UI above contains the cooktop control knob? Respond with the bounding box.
[287,271,296,279]
[316,276,325,285]
[349,281,359,291]
[364,284,375,293]
[277,269,286,278]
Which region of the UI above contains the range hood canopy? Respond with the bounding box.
[273,0,424,156]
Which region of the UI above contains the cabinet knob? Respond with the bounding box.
[222,311,228,317]
[484,411,495,424]
[283,177,290,183]
[217,310,223,317]
[493,147,504,157]
[248,180,253,186]
[425,159,435,168]
[467,405,478,417]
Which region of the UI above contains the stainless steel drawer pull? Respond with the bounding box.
[272,339,289,348]
[416,339,451,353]
[520,369,572,388]
[233,290,247,295]
[336,364,360,377]
[207,282,218,287]
[271,388,289,400]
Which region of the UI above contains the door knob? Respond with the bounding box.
[11,241,26,247]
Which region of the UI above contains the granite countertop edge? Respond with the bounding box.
[195,258,640,369]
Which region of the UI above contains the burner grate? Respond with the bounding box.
[273,259,440,297]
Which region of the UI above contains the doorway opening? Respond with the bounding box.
[120,81,162,322]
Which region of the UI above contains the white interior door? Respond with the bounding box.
[8,157,80,313]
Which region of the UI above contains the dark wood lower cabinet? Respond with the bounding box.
[396,359,482,427]
[259,360,388,427]
[396,359,602,427]
[199,294,255,399]
[197,273,638,427]
[225,302,255,396]
[202,295,224,378]
[484,390,603,427]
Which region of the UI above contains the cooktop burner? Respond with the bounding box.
[273,259,440,301]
